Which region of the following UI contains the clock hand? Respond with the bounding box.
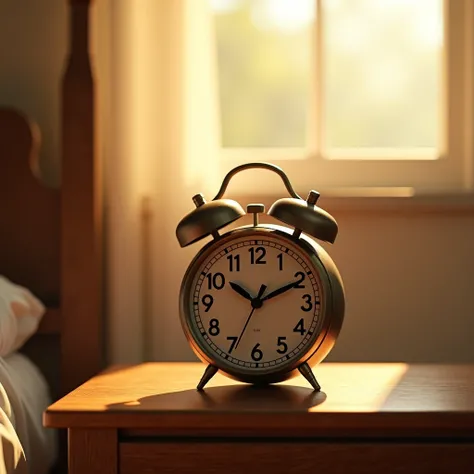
[261,280,299,302]
[229,281,253,302]
[234,284,267,350]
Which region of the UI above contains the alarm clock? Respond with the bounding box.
[176,163,345,391]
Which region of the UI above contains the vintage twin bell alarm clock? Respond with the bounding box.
[176,163,345,391]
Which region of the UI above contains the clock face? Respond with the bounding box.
[183,229,325,375]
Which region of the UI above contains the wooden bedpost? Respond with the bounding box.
[61,0,103,395]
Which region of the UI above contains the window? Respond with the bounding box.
[211,0,473,195]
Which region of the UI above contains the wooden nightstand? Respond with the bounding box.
[44,363,474,473]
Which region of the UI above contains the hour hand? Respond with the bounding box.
[261,280,299,302]
[229,281,253,301]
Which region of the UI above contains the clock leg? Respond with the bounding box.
[197,364,218,391]
[298,362,321,391]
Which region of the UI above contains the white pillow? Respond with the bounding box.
[0,276,45,357]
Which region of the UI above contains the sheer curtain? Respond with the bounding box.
[105,0,220,364]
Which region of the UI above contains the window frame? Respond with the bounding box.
[217,0,474,196]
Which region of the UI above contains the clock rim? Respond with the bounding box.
[179,224,344,384]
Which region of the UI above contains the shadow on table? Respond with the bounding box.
[106,384,326,412]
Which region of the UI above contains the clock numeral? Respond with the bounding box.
[249,246,266,264]
[251,343,263,361]
[206,272,225,290]
[277,253,283,271]
[293,318,307,335]
[209,318,220,336]
[227,254,240,272]
[294,271,305,289]
[301,294,313,312]
[201,294,214,312]
[226,336,238,354]
[276,336,288,354]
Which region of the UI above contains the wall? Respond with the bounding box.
[0,0,67,186]
[322,207,474,362]
[0,0,109,186]
[1,1,473,366]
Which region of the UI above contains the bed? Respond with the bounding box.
[0,0,103,472]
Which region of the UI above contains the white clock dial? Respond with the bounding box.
[186,232,324,373]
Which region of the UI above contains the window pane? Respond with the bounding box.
[323,0,443,151]
[212,0,313,147]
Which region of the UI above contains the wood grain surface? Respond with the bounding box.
[119,441,474,474]
[69,429,117,474]
[38,308,61,334]
[45,363,474,438]
[0,108,60,306]
[60,0,103,396]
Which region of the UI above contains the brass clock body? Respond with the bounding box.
[176,162,345,390]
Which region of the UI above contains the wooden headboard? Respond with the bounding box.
[0,0,103,398]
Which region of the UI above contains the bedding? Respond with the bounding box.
[0,276,45,357]
[0,353,56,474]
[0,276,56,473]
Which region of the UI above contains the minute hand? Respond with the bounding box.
[261,280,299,302]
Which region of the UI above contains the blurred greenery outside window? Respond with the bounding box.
[210,0,472,193]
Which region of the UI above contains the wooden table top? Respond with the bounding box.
[44,362,474,438]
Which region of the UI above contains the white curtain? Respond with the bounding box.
[105,0,221,364]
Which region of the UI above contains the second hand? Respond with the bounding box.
[234,284,267,350]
